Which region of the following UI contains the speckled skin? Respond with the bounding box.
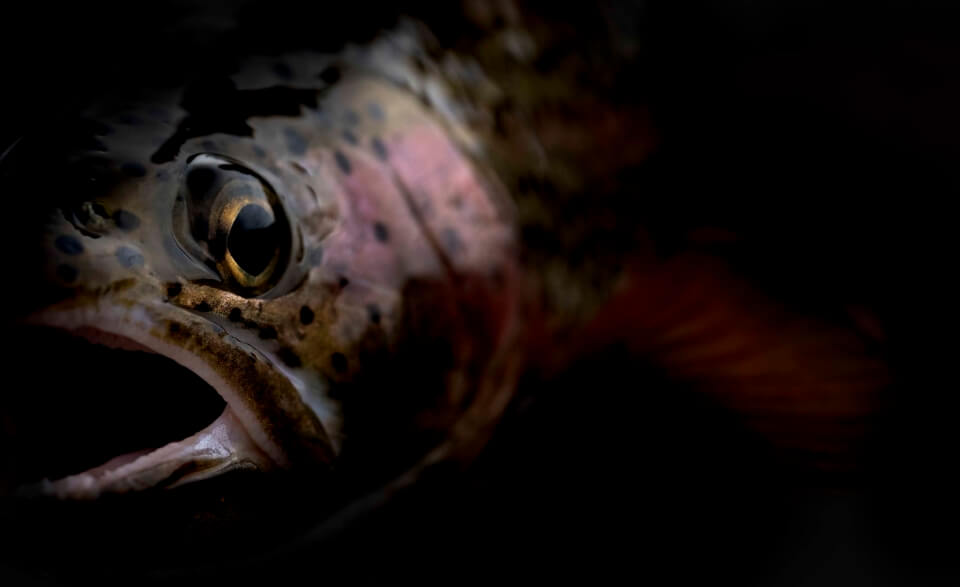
[22,26,526,482]
[5,11,890,498]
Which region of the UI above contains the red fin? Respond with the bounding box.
[574,253,889,473]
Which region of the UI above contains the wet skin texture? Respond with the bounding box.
[1,9,528,576]
[3,1,960,586]
[3,40,524,499]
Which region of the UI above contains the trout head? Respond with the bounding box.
[0,29,524,501]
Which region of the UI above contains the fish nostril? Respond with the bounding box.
[66,201,125,238]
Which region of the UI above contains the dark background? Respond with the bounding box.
[2,1,959,584]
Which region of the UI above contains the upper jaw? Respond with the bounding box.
[18,286,334,499]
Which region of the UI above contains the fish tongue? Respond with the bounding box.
[21,407,273,500]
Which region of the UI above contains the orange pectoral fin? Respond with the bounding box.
[575,253,890,474]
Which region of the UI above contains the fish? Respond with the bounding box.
[0,8,890,493]
[0,4,897,581]
[1,23,525,501]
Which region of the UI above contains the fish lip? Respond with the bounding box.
[19,297,317,495]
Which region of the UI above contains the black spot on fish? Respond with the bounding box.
[258,326,278,340]
[331,352,348,374]
[343,110,359,126]
[169,322,181,335]
[371,137,388,161]
[442,227,463,254]
[334,150,351,174]
[309,247,324,265]
[116,246,144,268]
[278,347,301,368]
[318,65,340,84]
[373,222,389,243]
[56,264,77,283]
[55,235,83,255]
[341,129,358,145]
[187,166,217,198]
[338,276,349,288]
[284,127,308,156]
[244,319,259,330]
[167,283,182,298]
[300,306,314,325]
[228,308,243,322]
[113,209,140,230]
[367,102,385,121]
[253,145,267,158]
[273,62,293,80]
[367,304,381,325]
[194,301,212,312]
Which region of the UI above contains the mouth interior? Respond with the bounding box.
[1,325,227,493]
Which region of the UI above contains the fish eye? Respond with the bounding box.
[174,154,291,295]
[215,184,280,289]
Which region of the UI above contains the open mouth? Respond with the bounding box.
[2,323,275,499]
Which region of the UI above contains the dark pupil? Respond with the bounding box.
[227,205,277,276]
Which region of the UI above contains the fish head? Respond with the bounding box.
[1,37,524,499]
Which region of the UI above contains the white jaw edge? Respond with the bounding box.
[32,408,272,500]
[21,301,285,499]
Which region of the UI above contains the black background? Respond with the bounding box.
[2,1,959,585]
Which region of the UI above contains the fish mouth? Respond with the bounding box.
[5,296,330,500]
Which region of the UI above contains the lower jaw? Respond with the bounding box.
[1,322,279,498]
[22,405,274,500]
